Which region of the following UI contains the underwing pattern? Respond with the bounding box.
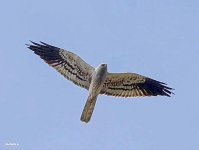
[101,73,173,97]
[27,41,94,89]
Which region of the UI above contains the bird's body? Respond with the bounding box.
[81,64,107,122]
[27,41,174,123]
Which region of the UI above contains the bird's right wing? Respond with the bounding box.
[27,41,94,90]
[101,73,174,97]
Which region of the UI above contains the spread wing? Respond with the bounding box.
[101,73,174,97]
[27,41,94,90]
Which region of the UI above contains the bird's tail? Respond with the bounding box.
[80,95,98,123]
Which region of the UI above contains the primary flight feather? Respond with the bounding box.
[27,41,174,123]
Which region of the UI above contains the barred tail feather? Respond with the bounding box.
[80,95,97,123]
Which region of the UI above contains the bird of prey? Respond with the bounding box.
[27,41,174,123]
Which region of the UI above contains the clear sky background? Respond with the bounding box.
[0,0,199,150]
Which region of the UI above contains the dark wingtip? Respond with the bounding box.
[26,41,38,48]
[25,40,33,47]
[26,41,62,61]
[40,41,47,45]
[25,43,30,47]
[164,85,175,97]
[145,78,175,97]
[26,41,60,50]
[162,86,175,97]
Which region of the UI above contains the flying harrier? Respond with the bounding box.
[27,41,174,123]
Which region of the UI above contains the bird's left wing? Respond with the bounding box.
[27,41,94,90]
[101,73,174,97]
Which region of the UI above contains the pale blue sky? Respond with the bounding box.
[0,0,199,149]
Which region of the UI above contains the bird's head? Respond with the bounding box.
[100,63,107,68]
[95,63,107,72]
[100,63,107,70]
